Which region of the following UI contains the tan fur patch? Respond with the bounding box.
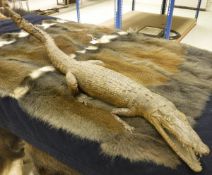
[11,86,29,99]
[18,30,29,38]
[117,31,129,36]
[29,66,55,80]
[86,45,99,51]
[6,160,23,175]
[0,39,16,47]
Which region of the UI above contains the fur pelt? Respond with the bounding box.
[0,128,24,175]
[0,128,79,175]
[0,19,211,174]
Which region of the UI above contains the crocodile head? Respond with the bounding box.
[143,95,210,172]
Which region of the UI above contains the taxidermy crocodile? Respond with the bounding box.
[2,0,210,172]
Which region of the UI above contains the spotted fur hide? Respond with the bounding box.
[0,19,212,174]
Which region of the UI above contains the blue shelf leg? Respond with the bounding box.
[195,0,202,19]
[132,0,135,11]
[164,0,175,40]
[115,0,123,29]
[76,0,80,23]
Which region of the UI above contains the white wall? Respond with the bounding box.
[207,0,212,11]
[175,0,207,9]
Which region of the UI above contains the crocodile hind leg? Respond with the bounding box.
[111,108,135,132]
[112,108,135,117]
[66,71,78,95]
[112,108,135,132]
[112,114,134,133]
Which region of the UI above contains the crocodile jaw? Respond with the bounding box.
[147,109,210,172]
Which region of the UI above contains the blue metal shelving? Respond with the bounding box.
[115,0,123,29]
[75,0,202,39]
[76,0,80,23]
[164,0,175,39]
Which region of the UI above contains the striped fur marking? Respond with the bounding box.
[29,66,55,80]
[0,39,16,47]
[18,30,29,38]
[12,86,29,99]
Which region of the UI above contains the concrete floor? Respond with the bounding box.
[23,0,212,51]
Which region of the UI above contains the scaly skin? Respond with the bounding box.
[2,0,210,171]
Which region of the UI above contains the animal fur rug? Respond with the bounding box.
[0,17,212,174]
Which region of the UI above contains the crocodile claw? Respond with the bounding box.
[145,95,210,172]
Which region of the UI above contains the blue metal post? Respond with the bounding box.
[115,0,123,29]
[164,0,175,40]
[195,0,202,19]
[76,0,80,23]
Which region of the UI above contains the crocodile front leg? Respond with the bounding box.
[66,71,78,95]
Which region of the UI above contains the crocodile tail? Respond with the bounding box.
[2,0,45,43]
